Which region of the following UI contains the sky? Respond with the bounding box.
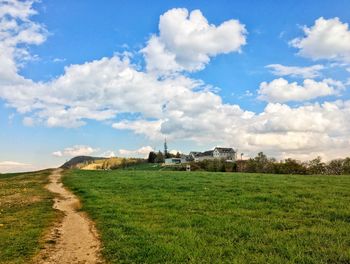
[1,0,350,172]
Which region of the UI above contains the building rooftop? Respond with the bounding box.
[214,147,235,153]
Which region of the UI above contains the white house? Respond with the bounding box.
[213,147,236,161]
[189,147,236,162]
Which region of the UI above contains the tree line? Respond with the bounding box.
[240,152,350,175]
[147,151,181,163]
[148,151,350,175]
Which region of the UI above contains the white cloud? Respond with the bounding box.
[116,99,350,161]
[52,151,63,157]
[53,58,66,63]
[291,17,350,63]
[52,145,98,157]
[0,0,36,19]
[112,119,163,140]
[243,90,253,97]
[243,100,350,159]
[0,160,34,173]
[258,78,345,103]
[169,149,182,155]
[118,146,154,158]
[0,160,30,166]
[0,0,47,85]
[142,8,247,74]
[266,64,324,78]
[99,150,116,158]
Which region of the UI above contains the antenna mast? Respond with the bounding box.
[164,138,168,158]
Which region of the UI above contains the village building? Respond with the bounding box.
[163,143,236,164]
[189,147,236,162]
[213,147,236,160]
[191,150,214,162]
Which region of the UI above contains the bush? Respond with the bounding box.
[190,159,236,172]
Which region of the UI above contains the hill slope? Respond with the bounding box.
[60,156,105,169]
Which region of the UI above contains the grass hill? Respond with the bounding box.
[60,156,106,169]
[61,156,147,170]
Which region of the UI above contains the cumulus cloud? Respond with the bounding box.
[142,8,247,74]
[266,64,325,78]
[291,17,350,63]
[245,100,350,159]
[0,0,47,85]
[52,145,98,157]
[258,78,345,103]
[112,119,163,140]
[118,146,154,158]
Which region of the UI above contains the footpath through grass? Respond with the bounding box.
[0,170,57,264]
[63,170,350,263]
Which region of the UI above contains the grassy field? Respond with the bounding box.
[0,170,57,264]
[63,170,350,263]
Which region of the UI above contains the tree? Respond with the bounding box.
[307,156,326,175]
[245,158,257,173]
[155,151,164,163]
[279,159,307,174]
[255,152,269,172]
[342,157,350,174]
[175,152,181,158]
[147,151,157,163]
[326,159,343,175]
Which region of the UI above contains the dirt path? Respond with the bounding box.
[36,169,102,264]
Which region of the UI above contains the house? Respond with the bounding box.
[189,151,201,160]
[190,147,236,162]
[213,147,236,161]
[193,150,214,162]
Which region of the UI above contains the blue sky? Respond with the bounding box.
[1,0,350,172]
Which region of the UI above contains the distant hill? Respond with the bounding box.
[60,156,106,169]
[80,157,146,170]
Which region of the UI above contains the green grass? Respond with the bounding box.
[63,170,350,263]
[0,170,57,264]
[123,163,163,171]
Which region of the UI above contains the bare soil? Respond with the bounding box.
[36,169,102,264]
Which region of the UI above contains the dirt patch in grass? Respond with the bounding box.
[35,169,103,264]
